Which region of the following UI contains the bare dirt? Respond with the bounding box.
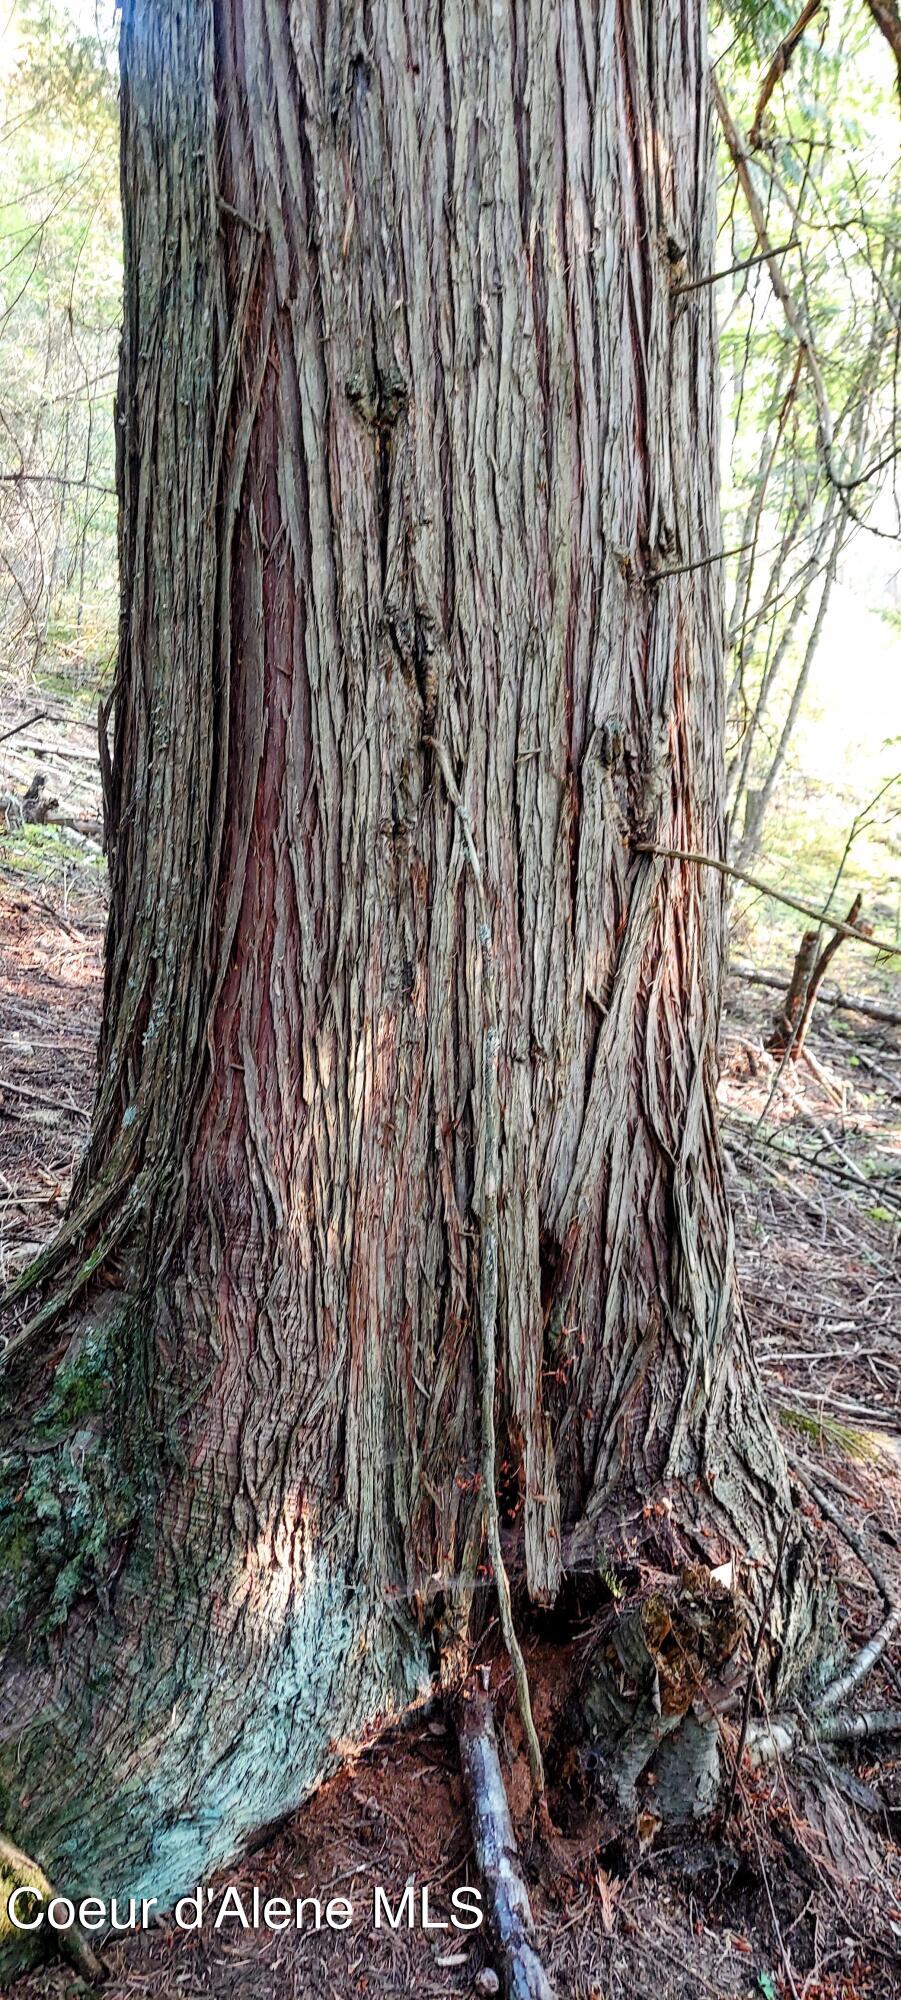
[2,734,901,2000]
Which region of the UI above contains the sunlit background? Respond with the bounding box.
[0,0,898,966]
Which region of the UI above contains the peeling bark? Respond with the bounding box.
[0,0,820,1955]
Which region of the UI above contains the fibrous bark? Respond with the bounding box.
[1,0,820,1956]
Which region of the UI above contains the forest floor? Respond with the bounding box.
[2,704,901,2000]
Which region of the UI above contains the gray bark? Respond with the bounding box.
[457,1684,555,2000]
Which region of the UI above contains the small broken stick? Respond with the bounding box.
[456,1677,556,2000]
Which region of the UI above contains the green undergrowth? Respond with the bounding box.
[0,820,105,883]
[779,1406,882,1463]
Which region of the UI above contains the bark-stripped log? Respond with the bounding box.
[457,1684,556,2000]
[729,961,901,1029]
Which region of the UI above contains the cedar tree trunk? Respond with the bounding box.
[0,0,820,1954]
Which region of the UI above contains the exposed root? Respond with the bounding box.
[726,1510,794,1816]
[0,1833,104,1984]
[816,1706,901,1744]
[788,1451,900,1712]
[563,1559,744,1820]
[819,1605,901,1715]
[739,1456,901,1773]
[456,1677,557,2000]
[748,1704,901,1763]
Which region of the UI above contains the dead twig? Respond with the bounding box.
[672,240,798,295]
[636,841,899,956]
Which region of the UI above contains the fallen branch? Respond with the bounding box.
[722,1115,901,1205]
[850,1045,901,1101]
[457,1678,556,2000]
[0,1077,89,1121]
[729,959,901,1029]
[3,738,101,765]
[635,842,900,956]
[0,711,48,746]
[1,885,87,944]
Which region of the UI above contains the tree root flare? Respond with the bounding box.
[0,1833,105,1984]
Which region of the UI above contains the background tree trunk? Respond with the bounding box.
[1,0,820,1943]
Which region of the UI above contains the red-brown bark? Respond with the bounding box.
[0,0,820,1954]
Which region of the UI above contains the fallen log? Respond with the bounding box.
[728,959,901,1030]
[456,1678,556,2000]
[44,812,103,842]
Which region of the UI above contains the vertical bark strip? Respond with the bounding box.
[0,0,818,1931]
